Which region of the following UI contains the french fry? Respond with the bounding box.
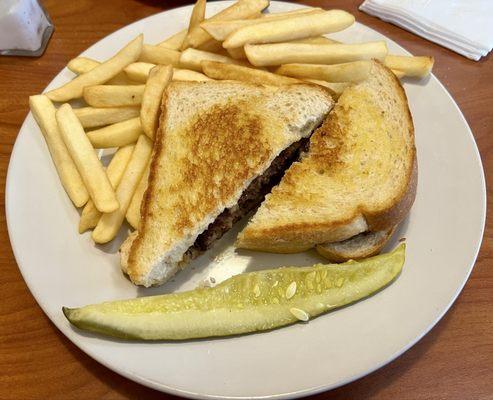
[92,135,153,243]
[67,57,100,74]
[174,68,212,81]
[276,61,372,82]
[29,95,89,207]
[158,29,187,50]
[260,8,322,18]
[79,144,134,233]
[225,35,338,60]
[124,62,212,83]
[392,69,405,79]
[141,65,174,139]
[66,57,131,85]
[56,104,118,213]
[83,85,145,107]
[245,41,388,67]
[197,39,229,54]
[227,46,247,60]
[46,35,143,102]
[180,48,246,72]
[124,62,156,83]
[87,117,143,148]
[202,19,263,42]
[303,79,349,98]
[202,61,300,85]
[223,10,354,48]
[73,106,140,128]
[139,44,180,66]
[291,36,339,44]
[201,9,323,41]
[126,161,150,230]
[384,55,434,78]
[248,12,263,19]
[187,0,269,49]
[181,0,207,50]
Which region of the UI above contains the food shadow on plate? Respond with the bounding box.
[383,215,410,253]
[401,74,431,87]
[95,221,132,255]
[134,216,254,297]
[63,316,306,344]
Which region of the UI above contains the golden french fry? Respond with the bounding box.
[66,57,131,84]
[173,68,212,81]
[248,12,263,19]
[227,35,340,59]
[47,35,143,102]
[181,0,207,50]
[141,65,173,139]
[202,61,300,85]
[276,61,372,82]
[187,0,269,49]
[245,41,388,67]
[73,106,140,128]
[384,55,434,78]
[303,79,349,98]
[392,69,405,79]
[260,8,322,18]
[87,117,143,148]
[197,39,229,54]
[92,135,153,243]
[29,95,89,208]
[79,144,134,233]
[201,19,260,42]
[158,29,187,50]
[126,161,150,230]
[124,62,212,83]
[139,44,180,66]
[180,48,246,72]
[201,9,323,41]
[83,85,145,107]
[227,46,247,60]
[124,62,156,83]
[56,104,118,213]
[67,57,100,74]
[223,10,354,48]
[291,36,339,44]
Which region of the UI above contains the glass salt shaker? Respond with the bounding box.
[0,0,54,57]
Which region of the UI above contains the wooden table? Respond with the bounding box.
[0,1,491,399]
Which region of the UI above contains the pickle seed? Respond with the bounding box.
[290,308,309,322]
[285,282,297,299]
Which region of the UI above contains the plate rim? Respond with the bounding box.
[5,2,487,398]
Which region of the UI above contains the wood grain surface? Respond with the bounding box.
[0,1,491,399]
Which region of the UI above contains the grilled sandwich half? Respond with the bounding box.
[237,61,417,259]
[121,80,333,286]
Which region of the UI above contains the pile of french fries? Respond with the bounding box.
[29,0,434,245]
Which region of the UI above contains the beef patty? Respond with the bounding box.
[182,138,309,264]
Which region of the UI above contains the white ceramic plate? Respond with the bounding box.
[6,2,486,398]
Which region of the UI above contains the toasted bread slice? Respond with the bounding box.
[122,81,333,286]
[237,61,416,253]
[316,227,395,262]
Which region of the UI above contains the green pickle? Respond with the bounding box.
[63,244,405,340]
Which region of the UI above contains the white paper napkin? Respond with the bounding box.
[359,0,493,61]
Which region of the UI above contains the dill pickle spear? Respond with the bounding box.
[63,244,405,340]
